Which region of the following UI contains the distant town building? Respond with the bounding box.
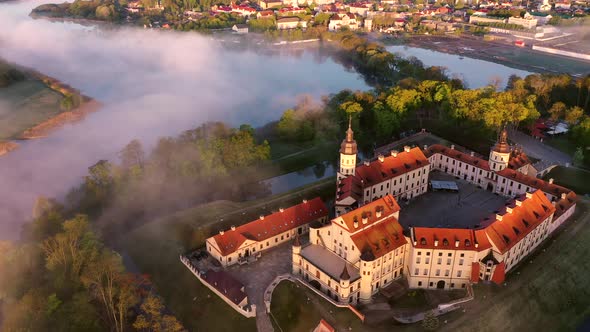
[276,17,307,29]
[260,0,283,9]
[508,16,538,29]
[232,24,249,34]
[328,13,360,31]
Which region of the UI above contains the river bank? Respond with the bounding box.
[395,34,590,76]
[0,61,99,156]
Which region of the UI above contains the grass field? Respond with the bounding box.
[543,166,590,195]
[270,281,372,332]
[123,178,335,331]
[0,79,64,140]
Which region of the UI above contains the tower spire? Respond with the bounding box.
[345,115,354,143]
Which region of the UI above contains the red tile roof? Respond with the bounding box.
[202,270,247,305]
[470,262,480,283]
[314,319,335,332]
[554,191,577,219]
[336,175,362,202]
[355,147,430,187]
[483,190,555,254]
[212,197,328,256]
[496,168,571,198]
[412,227,479,251]
[335,195,400,233]
[425,144,490,171]
[508,149,531,170]
[491,262,505,284]
[350,216,407,260]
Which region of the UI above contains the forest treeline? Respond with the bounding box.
[276,73,590,160]
[0,210,185,331]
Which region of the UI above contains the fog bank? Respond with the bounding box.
[0,1,367,240]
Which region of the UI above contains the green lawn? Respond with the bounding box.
[543,166,590,195]
[390,289,428,309]
[270,281,371,332]
[0,79,64,140]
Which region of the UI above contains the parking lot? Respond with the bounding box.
[399,172,508,229]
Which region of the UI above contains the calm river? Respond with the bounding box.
[0,0,534,240]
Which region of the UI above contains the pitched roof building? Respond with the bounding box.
[207,198,328,266]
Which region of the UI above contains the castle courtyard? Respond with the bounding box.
[399,171,508,229]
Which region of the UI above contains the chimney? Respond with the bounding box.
[364,160,370,166]
[549,178,554,184]
[260,215,265,220]
[515,200,522,206]
[303,199,308,204]
[279,208,284,212]
[424,145,428,151]
[561,193,567,200]
[470,151,475,157]
[391,150,398,157]
[219,230,225,235]
[404,146,411,153]
[231,226,236,231]
[506,207,513,214]
[434,239,439,247]
[525,192,533,199]
[378,154,385,162]
[455,240,460,248]
[496,214,503,221]
[451,144,455,150]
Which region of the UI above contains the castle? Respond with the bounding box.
[291,124,577,305]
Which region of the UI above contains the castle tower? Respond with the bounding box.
[489,127,511,172]
[359,252,374,304]
[339,264,351,303]
[338,116,358,181]
[292,235,302,276]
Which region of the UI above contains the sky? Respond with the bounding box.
[0,1,368,240]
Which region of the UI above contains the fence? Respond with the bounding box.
[180,255,257,318]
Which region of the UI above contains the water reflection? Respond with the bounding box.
[263,161,335,195]
[386,45,532,88]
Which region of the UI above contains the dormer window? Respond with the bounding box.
[420,237,426,245]
[465,240,471,247]
[442,238,449,246]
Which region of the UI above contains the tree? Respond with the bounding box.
[41,215,98,279]
[565,106,584,125]
[60,95,74,111]
[548,102,566,121]
[81,250,142,332]
[133,293,185,332]
[422,310,440,331]
[339,101,363,115]
[573,147,584,166]
[119,139,145,170]
[277,109,299,140]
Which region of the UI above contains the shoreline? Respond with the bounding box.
[397,34,590,76]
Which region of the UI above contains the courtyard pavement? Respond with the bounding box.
[226,240,296,332]
[399,172,508,229]
[507,128,572,165]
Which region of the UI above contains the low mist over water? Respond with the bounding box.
[0,1,368,240]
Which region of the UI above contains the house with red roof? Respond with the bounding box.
[206,197,328,267]
[294,195,409,304]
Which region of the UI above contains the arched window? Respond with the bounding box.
[420,238,426,245]
[442,238,449,246]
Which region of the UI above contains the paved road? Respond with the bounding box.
[227,242,295,332]
[507,128,572,166]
